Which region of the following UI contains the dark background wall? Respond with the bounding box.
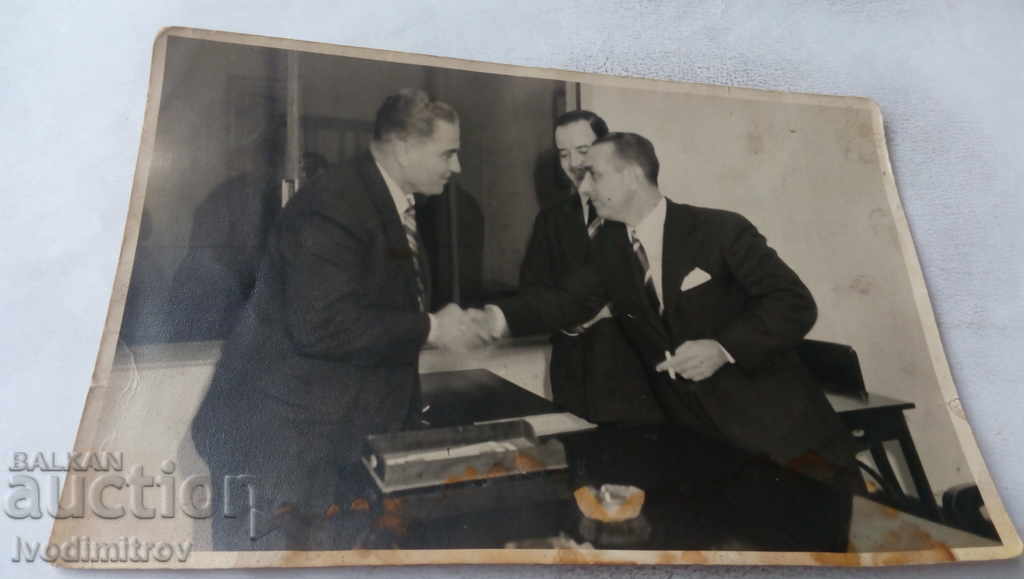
[120,37,565,343]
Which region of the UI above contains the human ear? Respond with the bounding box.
[394,139,411,167]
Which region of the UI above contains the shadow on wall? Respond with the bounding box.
[120,175,489,344]
[533,147,572,210]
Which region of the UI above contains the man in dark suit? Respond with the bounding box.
[484,132,863,494]
[520,111,662,423]
[190,89,479,550]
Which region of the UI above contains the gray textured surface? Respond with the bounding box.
[1,1,1021,577]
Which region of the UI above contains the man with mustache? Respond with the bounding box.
[520,111,662,424]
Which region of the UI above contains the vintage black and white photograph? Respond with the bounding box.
[49,27,1020,568]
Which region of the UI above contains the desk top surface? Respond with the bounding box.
[421,369,555,427]
[826,392,916,414]
[397,369,997,552]
[422,369,918,421]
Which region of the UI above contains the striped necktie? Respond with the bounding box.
[629,228,662,315]
[400,195,426,312]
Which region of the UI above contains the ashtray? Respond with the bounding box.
[573,483,645,522]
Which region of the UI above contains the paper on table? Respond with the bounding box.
[476,412,598,437]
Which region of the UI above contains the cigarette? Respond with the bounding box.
[663,351,676,380]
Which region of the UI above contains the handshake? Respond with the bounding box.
[426,303,507,352]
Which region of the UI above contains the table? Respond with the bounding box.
[325,370,994,552]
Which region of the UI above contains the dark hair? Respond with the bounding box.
[593,132,659,185]
[554,110,609,139]
[373,89,459,142]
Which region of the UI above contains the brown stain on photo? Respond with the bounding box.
[809,551,861,566]
[879,504,902,519]
[513,451,545,472]
[486,462,510,476]
[371,497,407,537]
[322,503,341,519]
[374,513,407,536]
[382,497,402,513]
[875,523,956,564]
[443,465,481,484]
[849,275,874,295]
[441,452,547,485]
[655,550,709,564]
[551,548,589,565]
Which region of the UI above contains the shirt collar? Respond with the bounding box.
[372,151,415,215]
[576,188,589,209]
[632,196,667,242]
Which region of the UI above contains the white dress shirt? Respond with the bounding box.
[490,194,732,364]
[629,196,734,364]
[374,157,415,222]
[373,154,440,343]
[628,196,668,308]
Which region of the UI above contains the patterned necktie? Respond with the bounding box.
[629,228,662,315]
[400,195,426,312]
[585,198,603,239]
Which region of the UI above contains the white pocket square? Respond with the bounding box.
[680,267,712,292]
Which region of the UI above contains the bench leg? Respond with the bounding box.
[869,443,905,502]
[894,413,941,520]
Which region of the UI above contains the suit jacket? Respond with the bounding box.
[499,201,857,472]
[520,195,662,423]
[190,152,429,511]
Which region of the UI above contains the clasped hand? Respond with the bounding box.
[428,303,505,352]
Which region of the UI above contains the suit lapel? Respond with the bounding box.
[359,153,424,311]
[660,201,701,318]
